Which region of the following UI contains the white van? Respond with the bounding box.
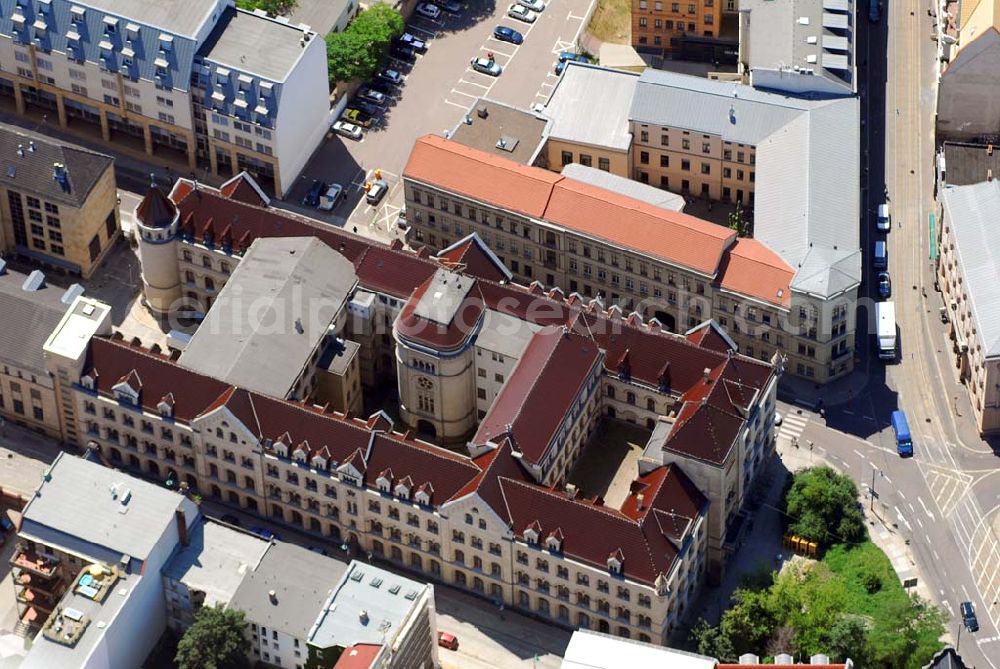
[877,203,890,232]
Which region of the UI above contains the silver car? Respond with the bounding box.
[507,4,537,22]
[331,120,363,141]
[516,0,544,11]
[470,56,502,76]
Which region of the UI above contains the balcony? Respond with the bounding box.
[11,548,59,579]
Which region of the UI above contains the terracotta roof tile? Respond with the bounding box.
[473,327,603,467]
[437,234,512,283]
[404,135,736,276]
[717,238,794,307]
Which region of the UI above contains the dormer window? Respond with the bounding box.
[607,550,624,575]
[311,455,327,470]
[103,17,118,33]
[157,397,174,418]
[39,0,51,13]
[415,489,431,506]
[158,33,173,51]
[126,23,140,39]
[523,526,539,545]
[394,482,410,499]
[273,439,288,458]
[545,529,564,553]
[70,6,86,23]
[80,373,96,390]
[293,443,309,463]
[376,474,392,492]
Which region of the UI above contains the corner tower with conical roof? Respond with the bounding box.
[134,184,181,317]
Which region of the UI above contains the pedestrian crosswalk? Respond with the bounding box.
[777,413,809,444]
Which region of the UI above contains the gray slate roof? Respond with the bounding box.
[229,542,345,638]
[741,0,856,94]
[941,181,1000,357]
[0,124,113,207]
[543,63,638,153]
[19,452,197,564]
[179,236,358,399]
[307,561,429,650]
[0,268,71,374]
[630,70,861,298]
[941,141,1000,187]
[561,163,685,211]
[0,0,200,92]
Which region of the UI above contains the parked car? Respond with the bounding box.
[332,120,363,140]
[366,179,388,205]
[302,179,325,207]
[366,79,395,95]
[249,526,277,541]
[415,2,441,19]
[493,25,524,44]
[961,601,979,632]
[877,271,891,299]
[443,0,463,12]
[319,184,345,211]
[0,514,15,538]
[349,100,381,116]
[219,514,241,527]
[507,4,537,22]
[390,43,417,63]
[395,32,428,53]
[358,87,388,106]
[437,632,459,650]
[470,56,502,76]
[376,68,404,86]
[341,108,374,128]
[517,0,545,11]
[773,413,783,427]
[555,51,588,74]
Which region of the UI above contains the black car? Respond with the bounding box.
[376,68,404,85]
[395,32,428,53]
[961,601,979,632]
[302,179,325,207]
[349,99,381,117]
[366,79,395,95]
[390,44,417,63]
[493,25,524,44]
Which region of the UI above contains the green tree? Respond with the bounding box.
[720,588,776,653]
[688,618,736,662]
[325,3,404,84]
[825,616,869,666]
[783,466,866,546]
[175,605,250,669]
[236,0,297,16]
[728,202,751,237]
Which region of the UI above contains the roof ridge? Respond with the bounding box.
[499,477,640,526]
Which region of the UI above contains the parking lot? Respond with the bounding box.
[282,0,595,242]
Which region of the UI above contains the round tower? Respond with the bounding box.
[134,185,182,318]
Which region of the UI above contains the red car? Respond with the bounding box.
[437,631,459,650]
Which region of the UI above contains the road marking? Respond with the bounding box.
[896,510,912,531]
[933,550,941,561]
[883,474,892,484]
[898,490,907,500]
[777,413,808,443]
[481,46,514,58]
[443,99,469,110]
[918,496,936,520]
[915,516,923,529]
[450,88,478,99]
[407,24,437,37]
[459,77,492,89]
[852,448,864,459]
[962,584,971,601]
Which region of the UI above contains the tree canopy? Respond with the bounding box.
[782,466,866,545]
[175,605,250,669]
[325,3,404,83]
[236,0,297,16]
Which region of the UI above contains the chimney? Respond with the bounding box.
[268,590,278,604]
[636,493,645,510]
[175,508,189,546]
[359,609,369,624]
[703,367,711,383]
[988,168,994,182]
[16,144,23,157]
[28,141,35,152]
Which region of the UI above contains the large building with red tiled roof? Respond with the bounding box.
[46,174,783,646]
[402,134,861,385]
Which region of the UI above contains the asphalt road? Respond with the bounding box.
[284,0,594,240]
[807,1,1000,664]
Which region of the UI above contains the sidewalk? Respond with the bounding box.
[778,369,870,409]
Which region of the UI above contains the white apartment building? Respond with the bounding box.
[0,0,330,197]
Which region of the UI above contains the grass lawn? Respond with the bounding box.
[588,0,631,45]
[822,541,909,617]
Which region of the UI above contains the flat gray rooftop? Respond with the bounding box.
[449,99,550,165]
[162,519,269,609]
[476,309,542,360]
[19,452,196,564]
[198,6,311,81]
[79,0,217,37]
[543,63,638,153]
[0,269,70,374]
[413,269,475,326]
[20,567,142,669]
[308,561,428,650]
[229,542,345,638]
[561,163,685,212]
[942,141,1000,187]
[180,236,357,399]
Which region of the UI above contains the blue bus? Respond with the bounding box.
[891,410,913,456]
